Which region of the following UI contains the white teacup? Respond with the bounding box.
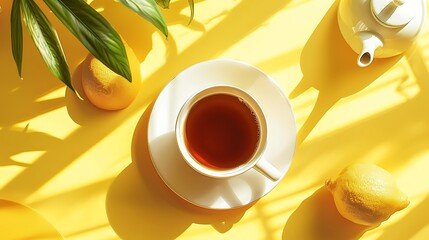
[175,85,281,181]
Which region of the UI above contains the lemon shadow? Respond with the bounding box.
[283,187,371,240]
[291,0,401,146]
[105,104,251,239]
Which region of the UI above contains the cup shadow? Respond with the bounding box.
[282,187,371,240]
[291,0,402,145]
[105,104,252,240]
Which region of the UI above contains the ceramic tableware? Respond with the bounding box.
[338,0,427,67]
[147,59,296,209]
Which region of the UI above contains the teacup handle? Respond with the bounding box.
[254,159,281,181]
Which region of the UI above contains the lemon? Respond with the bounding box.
[81,41,141,110]
[326,163,409,226]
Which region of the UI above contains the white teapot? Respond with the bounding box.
[338,0,427,67]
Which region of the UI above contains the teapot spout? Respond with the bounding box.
[357,32,383,67]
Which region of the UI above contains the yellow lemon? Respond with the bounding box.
[326,163,409,226]
[81,42,141,110]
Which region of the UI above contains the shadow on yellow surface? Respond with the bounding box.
[106,104,252,239]
[5,0,428,238]
[279,4,429,239]
[282,26,429,240]
[290,1,401,145]
[0,125,61,167]
[0,0,293,198]
[0,0,155,201]
[103,1,304,238]
[283,34,429,234]
[0,0,82,200]
[0,199,63,239]
[142,0,294,86]
[283,187,371,240]
[371,47,429,240]
[1,1,299,238]
[0,0,66,127]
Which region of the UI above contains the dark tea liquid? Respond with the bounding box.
[185,93,260,170]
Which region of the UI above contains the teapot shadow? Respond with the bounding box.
[292,1,402,145]
[282,187,372,240]
[105,104,252,240]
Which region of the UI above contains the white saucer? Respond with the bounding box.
[147,59,296,209]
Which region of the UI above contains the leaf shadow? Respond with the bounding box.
[0,126,61,168]
[1,0,295,220]
[145,0,294,94]
[0,0,153,201]
[0,0,67,127]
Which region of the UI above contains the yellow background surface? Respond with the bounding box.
[1,0,429,239]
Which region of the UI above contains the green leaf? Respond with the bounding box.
[43,0,132,82]
[11,0,23,76]
[188,0,194,24]
[21,0,73,90]
[117,0,168,37]
[155,0,170,9]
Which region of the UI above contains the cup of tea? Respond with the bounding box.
[175,85,281,181]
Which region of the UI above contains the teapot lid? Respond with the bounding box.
[371,0,416,27]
